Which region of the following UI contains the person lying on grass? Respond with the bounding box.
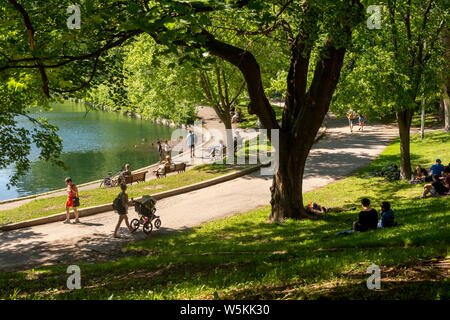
[113,183,134,238]
[377,201,396,228]
[419,174,449,199]
[352,198,378,232]
[304,202,356,215]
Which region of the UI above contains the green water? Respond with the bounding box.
[0,102,173,200]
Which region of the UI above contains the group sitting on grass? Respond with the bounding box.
[411,159,447,183]
[335,198,397,235]
[408,158,450,198]
[419,168,450,199]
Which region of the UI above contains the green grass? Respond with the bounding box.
[411,112,443,128]
[0,131,449,300]
[236,102,283,129]
[0,163,252,226]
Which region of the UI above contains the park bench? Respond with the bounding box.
[154,162,186,178]
[120,171,147,185]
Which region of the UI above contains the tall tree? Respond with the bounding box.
[332,0,448,178]
[1,0,363,220]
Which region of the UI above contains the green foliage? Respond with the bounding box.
[332,0,449,119]
[0,73,63,187]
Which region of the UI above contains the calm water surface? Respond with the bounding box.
[0,103,173,201]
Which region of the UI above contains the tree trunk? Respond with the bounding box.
[444,95,450,132]
[269,135,310,221]
[420,96,425,139]
[396,109,414,179]
[441,28,450,132]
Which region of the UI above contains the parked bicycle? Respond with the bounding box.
[100,170,122,188]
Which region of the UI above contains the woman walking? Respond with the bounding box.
[63,177,80,224]
[113,184,134,238]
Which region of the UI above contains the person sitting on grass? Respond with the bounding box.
[377,201,396,228]
[419,174,449,199]
[410,165,428,183]
[352,198,378,232]
[113,183,134,238]
[443,167,450,190]
[305,202,356,215]
[429,159,445,178]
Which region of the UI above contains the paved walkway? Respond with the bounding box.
[0,115,403,272]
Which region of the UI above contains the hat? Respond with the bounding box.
[436,159,441,163]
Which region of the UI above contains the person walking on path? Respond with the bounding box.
[63,177,80,224]
[187,130,196,158]
[113,184,134,238]
[346,109,356,132]
[358,113,366,131]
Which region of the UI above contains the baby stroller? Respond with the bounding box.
[130,195,161,234]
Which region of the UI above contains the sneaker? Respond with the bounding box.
[63,219,71,224]
[418,195,426,199]
[74,219,81,224]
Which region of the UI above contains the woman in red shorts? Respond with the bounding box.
[63,177,80,224]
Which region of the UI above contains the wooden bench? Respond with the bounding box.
[120,171,147,185]
[154,162,186,178]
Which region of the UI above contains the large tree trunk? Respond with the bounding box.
[270,157,305,221]
[269,131,317,221]
[396,109,414,179]
[441,29,450,132]
[444,96,450,132]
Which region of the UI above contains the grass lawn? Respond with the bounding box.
[236,102,283,129]
[0,163,252,226]
[0,131,449,300]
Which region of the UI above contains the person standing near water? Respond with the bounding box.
[156,141,163,163]
[63,177,80,224]
[187,130,196,158]
[163,140,170,157]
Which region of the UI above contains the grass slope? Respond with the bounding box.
[0,131,449,300]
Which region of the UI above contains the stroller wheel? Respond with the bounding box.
[143,221,153,235]
[130,219,140,232]
[154,218,161,229]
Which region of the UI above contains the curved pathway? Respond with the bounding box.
[0,115,401,272]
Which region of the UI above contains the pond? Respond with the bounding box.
[0,102,173,201]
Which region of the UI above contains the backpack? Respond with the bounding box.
[112,192,125,213]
